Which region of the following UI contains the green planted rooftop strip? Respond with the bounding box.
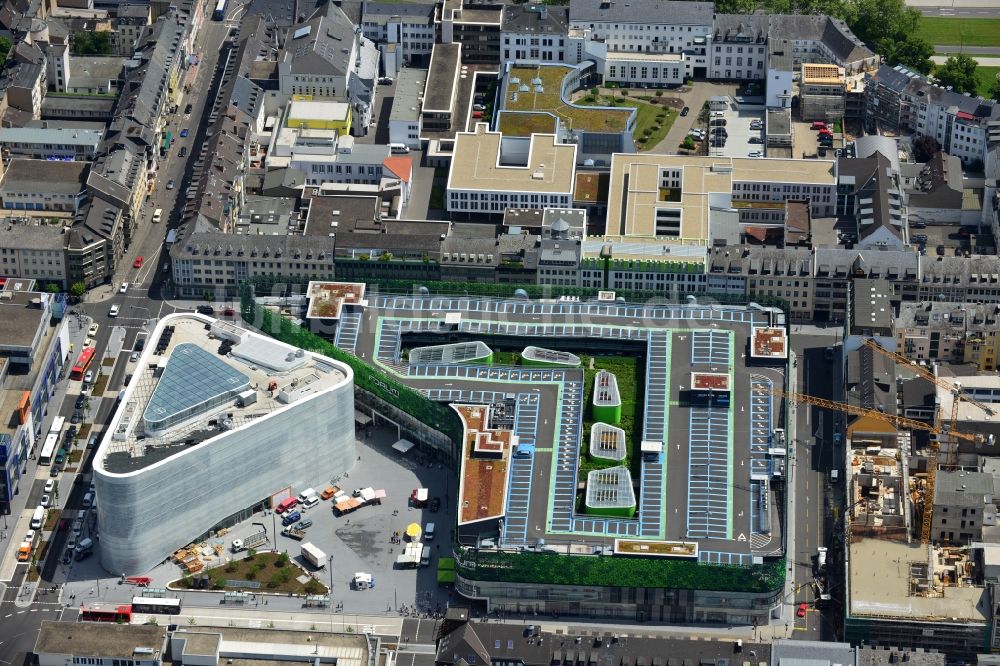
[507,65,632,133]
[457,549,786,593]
[580,257,705,273]
[497,111,559,137]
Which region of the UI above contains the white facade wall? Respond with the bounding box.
[389,118,421,148]
[766,67,793,108]
[501,32,568,67]
[297,158,385,186]
[903,98,989,166]
[732,179,836,217]
[605,55,684,86]
[94,315,356,574]
[710,43,766,80]
[568,20,711,56]
[448,188,572,213]
[581,268,707,292]
[0,246,67,284]
[361,19,435,61]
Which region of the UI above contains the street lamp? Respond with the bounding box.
[328,553,335,633]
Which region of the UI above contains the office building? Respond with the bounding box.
[94,313,355,573]
[446,124,576,214]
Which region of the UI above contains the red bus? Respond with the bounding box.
[276,497,298,513]
[70,347,96,381]
[80,603,133,623]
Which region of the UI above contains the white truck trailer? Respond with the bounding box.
[301,542,326,569]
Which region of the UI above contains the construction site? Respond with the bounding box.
[757,333,998,659]
[835,340,998,660]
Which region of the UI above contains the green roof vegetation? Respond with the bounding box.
[497,111,560,137]
[576,92,678,151]
[506,65,632,132]
[457,549,785,593]
[580,357,639,484]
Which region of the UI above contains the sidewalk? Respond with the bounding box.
[932,54,1000,65]
[0,312,93,584]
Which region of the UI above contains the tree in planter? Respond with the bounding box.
[70,282,86,298]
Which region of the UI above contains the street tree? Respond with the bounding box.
[934,55,979,95]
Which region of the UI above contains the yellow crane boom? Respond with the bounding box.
[761,385,980,442]
[862,339,996,430]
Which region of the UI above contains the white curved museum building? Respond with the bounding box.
[94,313,355,574]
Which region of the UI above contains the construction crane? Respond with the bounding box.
[760,385,981,544]
[761,385,980,443]
[861,339,995,440]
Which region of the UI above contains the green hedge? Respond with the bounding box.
[458,549,785,593]
[239,283,464,445]
[240,275,788,311]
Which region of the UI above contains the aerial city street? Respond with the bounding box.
[0,0,999,662]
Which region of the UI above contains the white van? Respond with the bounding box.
[30,506,45,529]
[152,208,163,224]
[303,496,320,510]
[388,143,410,155]
[82,491,93,507]
[298,488,317,504]
[424,522,436,541]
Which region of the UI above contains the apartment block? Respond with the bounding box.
[355,1,436,70]
[932,470,997,545]
[0,220,66,286]
[864,64,1000,166]
[896,302,1000,371]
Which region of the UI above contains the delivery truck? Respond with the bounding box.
[301,542,326,569]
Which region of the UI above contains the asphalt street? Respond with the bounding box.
[0,17,234,664]
[790,332,843,641]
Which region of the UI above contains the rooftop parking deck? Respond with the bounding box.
[319,288,789,566]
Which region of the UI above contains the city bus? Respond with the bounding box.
[80,604,133,623]
[212,0,227,20]
[131,597,182,614]
[39,433,59,466]
[49,416,65,437]
[70,347,96,381]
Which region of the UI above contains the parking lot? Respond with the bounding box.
[60,423,456,615]
[705,102,765,158]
